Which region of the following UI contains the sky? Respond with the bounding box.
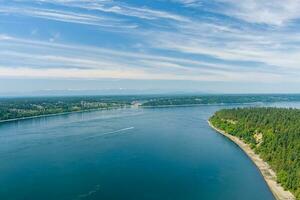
[1,0,300,95]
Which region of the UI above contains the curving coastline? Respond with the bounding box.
[208,120,295,200]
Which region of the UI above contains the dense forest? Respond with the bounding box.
[141,94,300,106]
[209,107,300,199]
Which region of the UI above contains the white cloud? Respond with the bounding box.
[0,6,137,29]
[49,32,60,42]
[90,4,189,22]
[0,66,284,82]
[172,0,203,8]
[144,16,300,72]
[0,35,289,82]
[175,0,300,25]
[1,0,300,85]
[215,0,300,26]
[31,0,189,22]
[0,34,13,40]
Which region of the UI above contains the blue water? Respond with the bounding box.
[1,102,297,200]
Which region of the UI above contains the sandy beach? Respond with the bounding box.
[208,121,295,200]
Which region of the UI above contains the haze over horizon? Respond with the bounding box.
[1,0,300,94]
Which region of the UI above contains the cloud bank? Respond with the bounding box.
[0,0,300,86]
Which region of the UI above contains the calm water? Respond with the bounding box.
[1,102,299,200]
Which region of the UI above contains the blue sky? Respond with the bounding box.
[1,0,300,94]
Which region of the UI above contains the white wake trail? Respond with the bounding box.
[86,127,135,139]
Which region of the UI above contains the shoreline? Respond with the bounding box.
[0,102,258,124]
[208,120,295,200]
[141,102,260,108]
[0,106,130,124]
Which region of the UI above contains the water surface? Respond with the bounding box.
[1,103,295,200]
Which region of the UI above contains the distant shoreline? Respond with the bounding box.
[0,102,258,124]
[0,101,288,124]
[0,106,129,124]
[141,102,260,108]
[208,120,295,200]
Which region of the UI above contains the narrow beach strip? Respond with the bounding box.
[208,120,295,200]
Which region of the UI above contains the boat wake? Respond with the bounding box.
[77,184,101,199]
[85,127,135,139]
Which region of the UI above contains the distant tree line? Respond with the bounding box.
[209,107,300,199]
[2,94,300,122]
[141,94,300,107]
[0,96,134,121]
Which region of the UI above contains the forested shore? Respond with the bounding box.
[0,96,133,121]
[209,107,300,199]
